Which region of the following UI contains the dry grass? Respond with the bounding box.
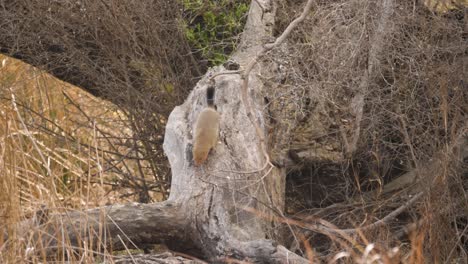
[0,54,161,262]
[0,1,201,202]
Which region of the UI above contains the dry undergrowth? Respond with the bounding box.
[266,0,467,262]
[0,54,164,262]
[0,0,201,204]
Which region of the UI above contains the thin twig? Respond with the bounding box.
[10,92,52,178]
[244,191,424,238]
[117,234,137,264]
[337,191,423,233]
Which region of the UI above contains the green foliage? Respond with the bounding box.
[182,0,249,66]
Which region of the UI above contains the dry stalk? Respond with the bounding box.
[10,92,52,178]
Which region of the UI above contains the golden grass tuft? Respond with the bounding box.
[0,54,151,262]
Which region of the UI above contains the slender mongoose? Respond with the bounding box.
[192,86,220,166]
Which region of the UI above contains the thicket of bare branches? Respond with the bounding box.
[266,0,467,260]
[0,0,203,201]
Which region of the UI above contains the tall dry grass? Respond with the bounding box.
[0,54,154,262]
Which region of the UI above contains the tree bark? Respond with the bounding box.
[8,0,310,262]
[160,0,305,261]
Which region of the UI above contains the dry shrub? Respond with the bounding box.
[0,0,203,202]
[0,55,152,262]
[269,0,466,262]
